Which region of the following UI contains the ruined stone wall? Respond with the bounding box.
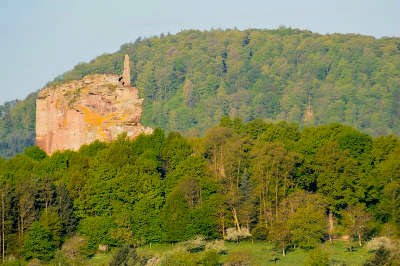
[36,74,153,155]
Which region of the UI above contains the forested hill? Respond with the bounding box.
[1,28,400,157]
[0,92,36,157]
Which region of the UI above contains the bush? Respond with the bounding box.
[304,248,330,266]
[224,228,252,242]
[162,251,198,266]
[61,235,92,262]
[109,245,140,266]
[251,225,268,240]
[205,240,226,254]
[364,246,392,266]
[26,258,42,266]
[183,236,206,253]
[201,250,220,266]
[225,251,254,266]
[366,237,396,251]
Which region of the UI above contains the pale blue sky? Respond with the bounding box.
[0,0,399,104]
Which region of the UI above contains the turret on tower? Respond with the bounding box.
[123,54,131,86]
[119,54,131,87]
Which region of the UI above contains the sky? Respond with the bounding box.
[0,0,399,104]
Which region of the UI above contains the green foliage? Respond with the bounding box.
[0,119,400,261]
[24,222,55,261]
[39,210,63,247]
[0,92,37,158]
[363,246,395,266]
[201,250,220,266]
[162,251,198,266]
[78,216,117,250]
[225,250,254,266]
[109,245,141,266]
[24,146,47,161]
[288,204,326,248]
[160,189,191,242]
[314,141,363,213]
[304,248,330,266]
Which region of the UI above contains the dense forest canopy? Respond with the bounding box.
[0,118,399,264]
[1,28,400,157]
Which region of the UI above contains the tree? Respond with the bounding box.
[270,192,327,254]
[161,189,191,242]
[269,218,291,256]
[287,195,327,248]
[304,248,330,266]
[313,141,363,241]
[24,222,55,261]
[182,79,194,107]
[342,205,371,246]
[39,210,63,247]
[16,178,37,244]
[78,216,117,251]
[250,142,297,229]
[0,182,10,263]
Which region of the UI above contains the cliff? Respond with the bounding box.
[36,59,152,154]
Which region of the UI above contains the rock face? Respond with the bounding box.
[36,56,152,155]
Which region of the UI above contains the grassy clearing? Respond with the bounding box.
[88,252,114,265]
[88,240,371,265]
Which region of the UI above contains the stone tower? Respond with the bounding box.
[122,54,131,87]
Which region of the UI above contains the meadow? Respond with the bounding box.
[89,240,371,265]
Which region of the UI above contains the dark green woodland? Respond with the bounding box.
[0,118,399,264]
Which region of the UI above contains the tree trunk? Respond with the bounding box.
[282,246,286,256]
[220,214,225,238]
[328,209,334,242]
[232,208,241,232]
[358,232,362,247]
[275,182,278,219]
[1,191,5,263]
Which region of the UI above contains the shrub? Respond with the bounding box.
[201,250,220,266]
[183,236,206,253]
[26,258,42,266]
[366,237,395,251]
[109,245,140,266]
[304,248,330,266]
[364,246,392,266]
[251,225,268,240]
[205,240,226,254]
[225,251,254,266]
[61,235,92,261]
[162,251,198,266]
[224,228,252,242]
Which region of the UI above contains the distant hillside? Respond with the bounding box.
[0,92,36,157]
[1,28,400,157]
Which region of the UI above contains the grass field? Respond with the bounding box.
[88,240,371,265]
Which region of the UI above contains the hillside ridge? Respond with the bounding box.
[1,28,400,157]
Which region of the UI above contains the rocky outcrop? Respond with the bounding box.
[36,57,152,155]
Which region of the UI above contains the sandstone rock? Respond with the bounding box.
[36,73,153,155]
